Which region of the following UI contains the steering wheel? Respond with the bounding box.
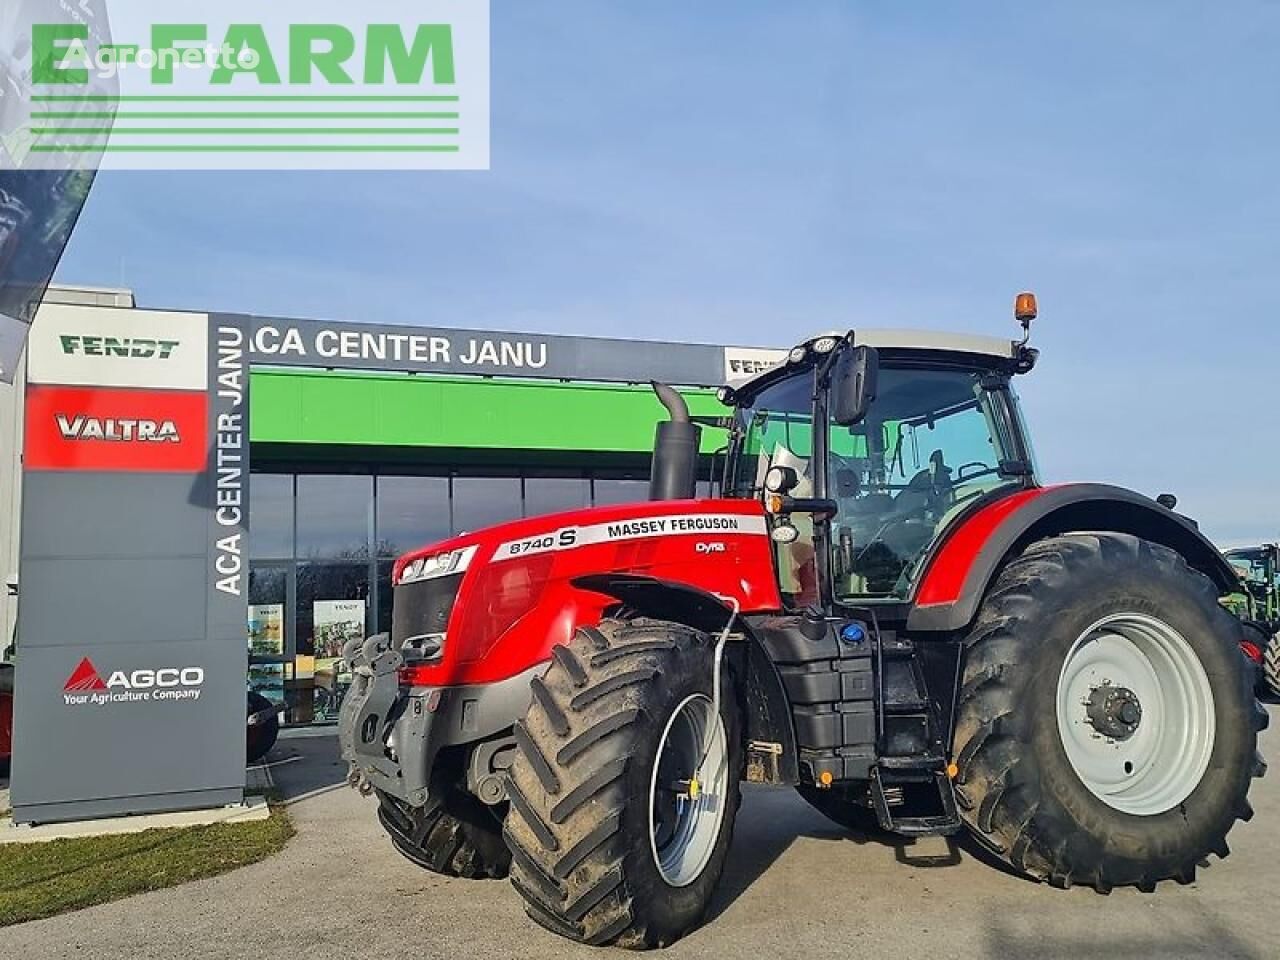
[956,461,997,482]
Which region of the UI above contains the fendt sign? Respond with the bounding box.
[11,304,250,824]
[28,306,208,389]
[59,335,181,359]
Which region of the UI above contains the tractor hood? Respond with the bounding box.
[391,498,781,686]
[392,499,774,585]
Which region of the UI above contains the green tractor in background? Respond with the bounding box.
[1223,544,1280,698]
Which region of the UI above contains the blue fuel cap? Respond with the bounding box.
[840,623,866,645]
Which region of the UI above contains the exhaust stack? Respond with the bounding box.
[648,382,701,500]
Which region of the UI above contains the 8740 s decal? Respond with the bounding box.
[494,513,767,561]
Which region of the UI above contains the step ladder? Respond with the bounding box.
[871,629,962,837]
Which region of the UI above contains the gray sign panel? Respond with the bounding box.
[244,314,729,386]
[11,315,251,824]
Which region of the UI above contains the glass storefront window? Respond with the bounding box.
[524,477,590,517]
[375,559,394,636]
[296,475,373,560]
[592,477,648,507]
[376,475,450,556]
[295,562,371,724]
[247,566,288,710]
[249,474,294,559]
[452,476,522,534]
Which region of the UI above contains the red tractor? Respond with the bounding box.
[339,296,1267,949]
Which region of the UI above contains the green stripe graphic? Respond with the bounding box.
[32,112,460,120]
[34,128,460,136]
[32,95,460,103]
[32,144,463,153]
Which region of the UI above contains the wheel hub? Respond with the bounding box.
[1085,683,1143,741]
[1055,612,1216,817]
[648,694,729,888]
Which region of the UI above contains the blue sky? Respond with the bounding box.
[54,1,1279,543]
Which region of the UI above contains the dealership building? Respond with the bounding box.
[0,285,784,756]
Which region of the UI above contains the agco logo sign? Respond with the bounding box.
[62,656,205,706]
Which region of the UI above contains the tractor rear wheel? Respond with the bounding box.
[504,618,742,949]
[376,784,511,879]
[953,533,1266,891]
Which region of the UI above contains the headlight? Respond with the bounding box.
[398,545,477,585]
[787,346,808,364]
[811,336,839,354]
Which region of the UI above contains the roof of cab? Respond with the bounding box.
[727,328,1022,392]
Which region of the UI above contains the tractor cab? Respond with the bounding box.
[718,329,1040,610]
[1225,544,1280,610]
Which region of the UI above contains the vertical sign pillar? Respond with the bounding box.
[11,306,250,823]
[207,315,250,738]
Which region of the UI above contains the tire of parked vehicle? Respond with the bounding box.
[504,618,742,949]
[1263,629,1280,701]
[246,691,280,764]
[953,532,1268,892]
[795,785,882,833]
[376,783,511,879]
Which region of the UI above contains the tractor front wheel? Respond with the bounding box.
[376,783,511,879]
[953,533,1267,891]
[504,618,742,949]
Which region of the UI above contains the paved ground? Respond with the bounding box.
[7,707,1278,960]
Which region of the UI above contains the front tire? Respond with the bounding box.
[504,618,742,949]
[953,533,1267,891]
[376,783,511,879]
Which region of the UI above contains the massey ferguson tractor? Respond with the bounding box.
[339,294,1267,949]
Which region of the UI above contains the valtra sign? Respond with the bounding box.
[24,385,208,472]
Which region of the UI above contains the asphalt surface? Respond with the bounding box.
[7,707,1278,960]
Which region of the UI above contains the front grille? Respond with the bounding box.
[392,572,464,649]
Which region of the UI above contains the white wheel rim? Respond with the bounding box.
[648,694,729,887]
[1056,613,1216,816]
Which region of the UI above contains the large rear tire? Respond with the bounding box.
[953,533,1267,891]
[504,618,742,949]
[376,783,511,879]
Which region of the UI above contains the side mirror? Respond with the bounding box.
[831,345,879,427]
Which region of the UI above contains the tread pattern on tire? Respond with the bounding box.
[953,532,1267,893]
[503,618,726,949]
[376,788,511,880]
[1264,631,1280,700]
